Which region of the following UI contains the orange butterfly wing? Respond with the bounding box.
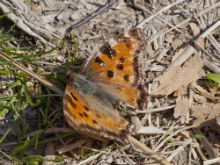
[63,84,129,142]
[81,28,148,109]
[63,84,102,133]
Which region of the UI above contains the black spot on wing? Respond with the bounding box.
[79,113,83,117]
[70,92,78,101]
[107,70,114,78]
[95,56,104,66]
[124,75,129,81]
[116,64,123,70]
[83,112,88,118]
[99,42,116,59]
[69,99,76,109]
[84,106,89,111]
[120,57,125,63]
[93,120,98,124]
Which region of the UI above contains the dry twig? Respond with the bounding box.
[65,0,119,36]
[137,0,185,29]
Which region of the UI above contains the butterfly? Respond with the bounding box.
[63,28,147,143]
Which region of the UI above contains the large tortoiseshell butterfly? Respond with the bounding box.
[63,28,147,143]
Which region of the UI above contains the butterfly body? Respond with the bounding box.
[63,28,147,143]
[70,73,114,108]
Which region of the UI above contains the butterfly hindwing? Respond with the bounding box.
[63,84,103,134]
[63,82,129,142]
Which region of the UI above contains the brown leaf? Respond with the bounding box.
[171,38,182,51]
[152,54,204,96]
[191,103,220,127]
[174,97,190,124]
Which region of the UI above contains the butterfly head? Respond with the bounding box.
[65,68,76,83]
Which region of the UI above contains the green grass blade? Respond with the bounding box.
[0,128,10,144]
[12,137,30,154]
[8,79,21,89]
[0,96,16,117]
[14,119,22,145]
[72,32,78,60]
[0,95,16,101]
[206,73,220,84]
[22,83,41,107]
[37,131,76,145]
[0,12,10,19]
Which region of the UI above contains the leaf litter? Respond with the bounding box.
[0,0,220,164]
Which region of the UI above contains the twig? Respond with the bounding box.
[192,129,220,165]
[0,50,64,95]
[0,150,12,161]
[24,127,73,138]
[200,19,220,38]
[78,153,102,165]
[204,157,220,165]
[166,17,220,71]
[189,130,207,161]
[197,1,220,17]
[203,57,220,74]
[65,0,119,36]
[135,105,175,114]
[153,126,195,152]
[136,0,184,29]
[127,135,171,165]
[166,146,184,162]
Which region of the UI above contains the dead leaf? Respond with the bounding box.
[171,38,183,51]
[189,22,200,36]
[152,54,204,96]
[173,85,188,97]
[43,143,55,165]
[191,103,220,127]
[190,82,219,100]
[180,131,190,138]
[174,97,190,124]
[193,94,207,104]
[146,44,154,58]
[189,22,204,48]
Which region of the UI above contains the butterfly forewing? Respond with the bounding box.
[81,28,148,109]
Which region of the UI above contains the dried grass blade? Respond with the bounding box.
[127,135,171,165]
[0,50,64,95]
